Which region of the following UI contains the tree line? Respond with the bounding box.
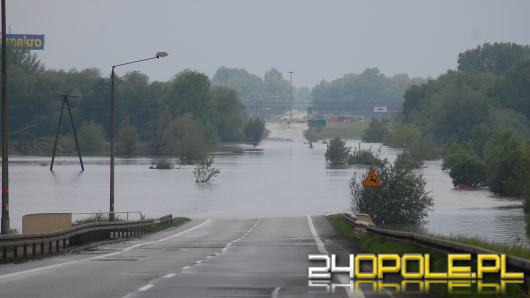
[2,47,264,162]
[363,42,530,208]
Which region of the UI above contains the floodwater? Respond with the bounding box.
[5,122,529,245]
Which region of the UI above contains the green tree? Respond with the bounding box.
[210,86,245,141]
[165,70,212,120]
[457,42,530,75]
[490,59,530,120]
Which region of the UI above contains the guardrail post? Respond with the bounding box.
[56,240,60,252]
[23,244,27,258]
[32,243,36,257]
[2,246,6,261]
[40,242,45,256]
[63,238,67,249]
[48,241,52,253]
[13,245,17,259]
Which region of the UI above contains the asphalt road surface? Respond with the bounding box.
[0,216,382,298]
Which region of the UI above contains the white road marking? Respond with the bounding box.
[163,273,176,278]
[0,219,212,282]
[138,284,154,292]
[306,216,365,298]
[306,216,328,254]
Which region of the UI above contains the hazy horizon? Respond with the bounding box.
[8,0,530,87]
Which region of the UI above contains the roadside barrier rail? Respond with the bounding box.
[342,213,530,274]
[0,214,173,263]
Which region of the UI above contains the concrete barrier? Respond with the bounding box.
[22,213,72,234]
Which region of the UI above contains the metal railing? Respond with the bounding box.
[0,214,173,263]
[342,213,530,274]
[72,211,145,224]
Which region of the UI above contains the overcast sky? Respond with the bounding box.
[8,0,530,87]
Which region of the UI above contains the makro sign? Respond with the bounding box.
[1,34,45,50]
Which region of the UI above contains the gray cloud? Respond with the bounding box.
[8,0,530,86]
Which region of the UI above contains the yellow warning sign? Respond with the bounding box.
[363,168,382,188]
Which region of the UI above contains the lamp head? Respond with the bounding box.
[156,51,169,58]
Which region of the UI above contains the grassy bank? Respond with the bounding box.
[327,214,526,297]
[306,121,368,141]
[434,234,530,261]
[327,214,447,269]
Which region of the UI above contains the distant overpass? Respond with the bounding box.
[245,101,401,119]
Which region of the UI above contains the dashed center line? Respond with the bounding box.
[137,284,153,292]
[125,219,263,298]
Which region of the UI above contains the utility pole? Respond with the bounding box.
[288,71,294,121]
[1,0,9,234]
[50,95,84,172]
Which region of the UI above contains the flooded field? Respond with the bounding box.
[6,122,528,245]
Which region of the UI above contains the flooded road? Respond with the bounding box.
[6,122,529,245]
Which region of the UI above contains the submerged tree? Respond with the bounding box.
[325,137,350,166]
[194,157,220,183]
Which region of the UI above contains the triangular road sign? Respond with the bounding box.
[363,168,382,188]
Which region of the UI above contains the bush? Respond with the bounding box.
[194,157,220,183]
[151,159,174,170]
[348,144,383,166]
[350,158,433,225]
[394,151,423,169]
[362,118,389,142]
[325,137,350,166]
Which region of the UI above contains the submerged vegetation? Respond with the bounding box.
[193,157,221,183]
[359,42,530,211]
[350,153,433,225]
[348,144,382,166]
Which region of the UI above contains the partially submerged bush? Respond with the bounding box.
[151,159,174,170]
[325,137,351,166]
[348,144,383,166]
[394,150,423,169]
[350,158,433,225]
[194,157,220,183]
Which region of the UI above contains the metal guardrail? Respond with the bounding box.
[0,214,173,263]
[342,213,530,274]
[72,211,144,223]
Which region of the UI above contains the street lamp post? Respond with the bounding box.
[1,0,9,235]
[109,52,168,221]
